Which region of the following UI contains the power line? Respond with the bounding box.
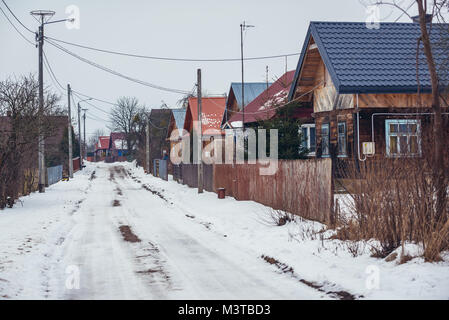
[45,39,191,94]
[44,35,301,62]
[0,3,34,45]
[72,91,111,115]
[3,0,300,63]
[1,0,34,33]
[42,50,68,97]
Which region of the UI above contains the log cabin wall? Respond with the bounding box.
[314,110,354,159]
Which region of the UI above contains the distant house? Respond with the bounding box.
[222,82,270,127]
[94,136,110,161]
[166,108,187,155]
[288,21,449,160]
[148,109,172,172]
[183,97,226,150]
[109,132,128,161]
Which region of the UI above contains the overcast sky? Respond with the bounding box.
[0,0,416,136]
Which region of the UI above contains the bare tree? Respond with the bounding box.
[0,74,62,206]
[109,96,146,156]
[87,128,105,151]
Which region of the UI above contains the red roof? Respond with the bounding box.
[228,70,296,125]
[184,97,226,135]
[96,136,110,150]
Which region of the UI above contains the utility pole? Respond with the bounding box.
[67,84,73,178]
[76,98,92,169]
[240,21,254,132]
[82,108,88,162]
[197,69,203,194]
[32,11,53,193]
[31,10,72,189]
[146,118,150,174]
[78,102,82,170]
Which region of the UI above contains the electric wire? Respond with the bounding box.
[44,35,301,62]
[46,39,191,94]
[0,3,34,45]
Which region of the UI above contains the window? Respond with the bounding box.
[385,119,421,157]
[321,123,330,157]
[337,122,347,157]
[300,124,316,155]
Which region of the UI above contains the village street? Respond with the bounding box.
[0,162,448,300]
[0,162,325,299]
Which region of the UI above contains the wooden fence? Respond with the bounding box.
[169,159,334,224]
[213,159,333,223]
[176,164,214,192]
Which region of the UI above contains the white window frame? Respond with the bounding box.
[385,119,421,157]
[300,124,316,156]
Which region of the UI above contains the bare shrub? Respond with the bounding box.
[335,125,449,261]
[259,208,296,226]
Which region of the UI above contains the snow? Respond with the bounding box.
[230,121,243,128]
[0,161,448,300]
[113,140,127,150]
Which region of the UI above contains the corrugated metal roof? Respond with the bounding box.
[229,71,296,124]
[230,82,272,110]
[171,108,186,130]
[289,21,449,99]
[185,97,226,135]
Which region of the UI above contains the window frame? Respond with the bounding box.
[337,121,347,157]
[385,119,422,157]
[321,123,330,157]
[300,123,316,156]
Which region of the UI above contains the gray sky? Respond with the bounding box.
[0,0,415,137]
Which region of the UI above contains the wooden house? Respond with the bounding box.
[288,21,449,161]
[148,109,172,172]
[94,136,110,161]
[183,97,227,150]
[222,82,270,127]
[166,107,187,154]
[109,132,128,161]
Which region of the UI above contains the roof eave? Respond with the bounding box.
[339,85,433,94]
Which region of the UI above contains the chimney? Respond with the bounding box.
[412,14,432,23]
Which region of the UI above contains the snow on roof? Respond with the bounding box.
[185,97,226,135]
[229,70,295,125]
[96,136,110,150]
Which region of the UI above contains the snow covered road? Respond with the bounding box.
[0,162,322,299]
[1,161,448,300]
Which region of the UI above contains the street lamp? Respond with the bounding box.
[30,10,74,193]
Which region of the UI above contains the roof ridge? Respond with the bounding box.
[310,20,449,25]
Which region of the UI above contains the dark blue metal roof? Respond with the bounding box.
[288,21,449,99]
[229,82,271,110]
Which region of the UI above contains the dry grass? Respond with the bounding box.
[335,133,449,261]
